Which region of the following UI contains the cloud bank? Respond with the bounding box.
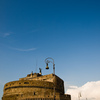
[66,81,100,100]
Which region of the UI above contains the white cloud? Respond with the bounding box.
[66,81,100,100]
[3,32,12,37]
[11,48,36,51]
[3,33,11,37]
[0,32,12,37]
[69,86,78,89]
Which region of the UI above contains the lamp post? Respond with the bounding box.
[45,57,55,100]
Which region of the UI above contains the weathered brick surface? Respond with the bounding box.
[2,73,71,100]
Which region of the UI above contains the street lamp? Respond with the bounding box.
[45,57,55,75]
[45,57,55,100]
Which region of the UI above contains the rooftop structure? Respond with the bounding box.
[2,57,71,100]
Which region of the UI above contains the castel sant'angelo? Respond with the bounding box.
[2,57,71,100]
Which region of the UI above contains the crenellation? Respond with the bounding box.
[2,72,71,100]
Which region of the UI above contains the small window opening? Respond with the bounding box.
[24,82,29,84]
[33,92,35,95]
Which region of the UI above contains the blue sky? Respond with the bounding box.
[0,0,100,99]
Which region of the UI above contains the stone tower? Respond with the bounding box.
[2,57,71,100]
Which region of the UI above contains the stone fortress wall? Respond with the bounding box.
[2,73,71,100]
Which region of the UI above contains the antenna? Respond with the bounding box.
[35,59,38,73]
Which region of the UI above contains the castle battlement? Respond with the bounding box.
[2,58,71,100]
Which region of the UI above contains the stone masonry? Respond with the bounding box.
[2,72,71,100]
